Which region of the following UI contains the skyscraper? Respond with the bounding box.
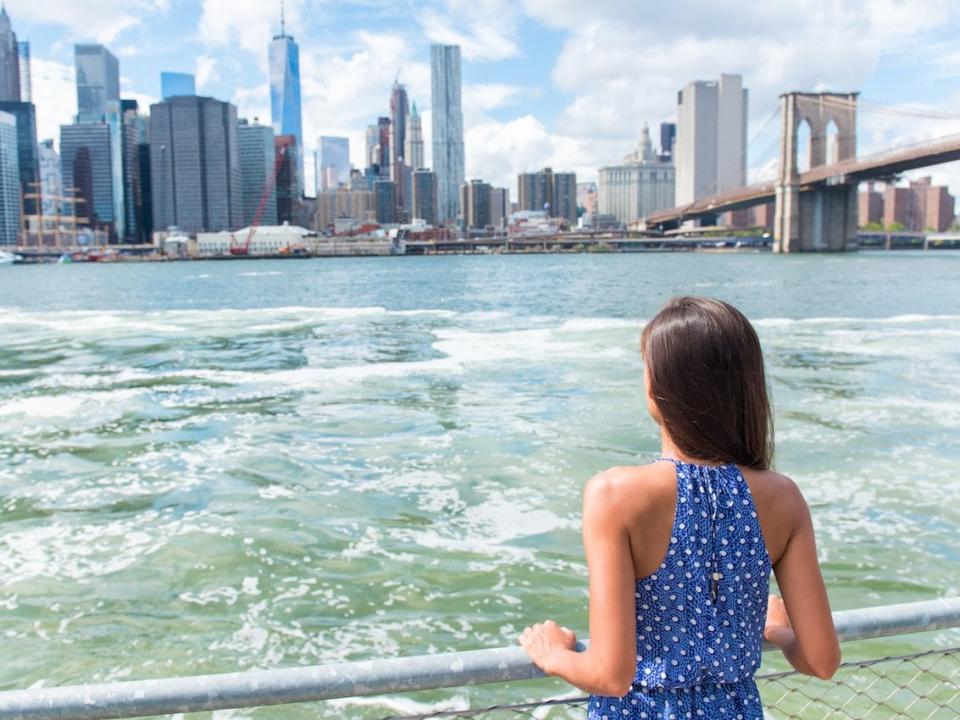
[0,7,19,102]
[239,118,278,227]
[405,101,424,171]
[373,179,396,224]
[275,134,297,224]
[376,116,391,175]
[269,5,303,195]
[0,110,19,244]
[38,138,61,217]
[659,122,676,161]
[149,95,242,233]
[430,44,465,222]
[0,100,39,215]
[160,72,196,99]
[412,168,436,225]
[121,99,148,242]
[75,44,120,121]
[60,123,115,234]
[317,136,349,192]
[16,40,28,102]
[390,80,409,214]
[365,124,379,168]
[675,73,747,205]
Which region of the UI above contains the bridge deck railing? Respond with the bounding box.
[0,598,958,720]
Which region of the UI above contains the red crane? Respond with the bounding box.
[230,143,288,256]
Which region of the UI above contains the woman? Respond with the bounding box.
[519,296,839,719]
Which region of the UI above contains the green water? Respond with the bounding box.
[0,251,958,717]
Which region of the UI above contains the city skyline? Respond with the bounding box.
[6,1,960,198]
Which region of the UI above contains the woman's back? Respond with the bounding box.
[587,458,783,719]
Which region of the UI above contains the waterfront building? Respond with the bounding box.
[238,118,278,228]
[411,168,436,225]
[60,122,115,236]
[149,95,242,234]
[160,72,196,99]
[17,40,28,102]
[430,44,465,222]
[317,136,350,192]
[518,167,577,223]
[269,11,303,194]
[490,187,510,229]
[197,224,311,256]
[0,110,19,244]
[675,73,747,205]
[883,177,955,232]
[275,134,298,224]
[75,44,120,121]
[38,139,60,217]
[858,183,884,227]
[374,179,396,224]
[0,101,39,214]
[405,102,424,171]
[460,179,491,229]
[314,188,374,231]
[0,7,19,102]
[598,124,675,225]
[659,122,676,161]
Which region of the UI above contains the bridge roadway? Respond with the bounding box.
[646,133,960,226]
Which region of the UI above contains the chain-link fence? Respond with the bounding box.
[375,647,960,720]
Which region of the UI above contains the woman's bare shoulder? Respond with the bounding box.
[584,463,677,518]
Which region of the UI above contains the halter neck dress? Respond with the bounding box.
[588,459,773,719]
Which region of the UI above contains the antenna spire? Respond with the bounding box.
[280,0,286,37]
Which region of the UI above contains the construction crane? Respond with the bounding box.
[230,143,287,256]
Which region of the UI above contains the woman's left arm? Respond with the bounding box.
[519,470,637,697]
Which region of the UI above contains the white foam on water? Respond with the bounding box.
[559,317,639,332]
[238,271,284,277]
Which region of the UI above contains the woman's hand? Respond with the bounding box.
[519,620,577,674]
[764,593,795,646]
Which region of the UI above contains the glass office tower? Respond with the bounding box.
[269,18,303,196]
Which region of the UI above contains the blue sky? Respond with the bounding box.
[10,0,960,195]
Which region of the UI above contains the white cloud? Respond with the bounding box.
[418,0,521,61]
[31,58,75,146]
[198,0,302,57]
[196,55,220,90]
[7,0,168,43]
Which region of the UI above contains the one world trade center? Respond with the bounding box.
[269,1,303,196]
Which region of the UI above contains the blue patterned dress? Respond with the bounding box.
[588,459,772,719]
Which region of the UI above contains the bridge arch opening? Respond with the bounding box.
[825,119,840,166]
[796,119,812,173]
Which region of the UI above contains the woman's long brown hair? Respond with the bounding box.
[640,296,773,470]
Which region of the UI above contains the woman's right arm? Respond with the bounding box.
[765,480,841,679]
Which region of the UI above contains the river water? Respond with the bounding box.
[0,251,958,717]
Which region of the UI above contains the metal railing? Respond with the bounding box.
[0,598,958,720]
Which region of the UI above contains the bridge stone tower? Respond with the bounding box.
[774,92,858,252]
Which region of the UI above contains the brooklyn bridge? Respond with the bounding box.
[646,92,960,252]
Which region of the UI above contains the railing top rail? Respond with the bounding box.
[1,597,958,720]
